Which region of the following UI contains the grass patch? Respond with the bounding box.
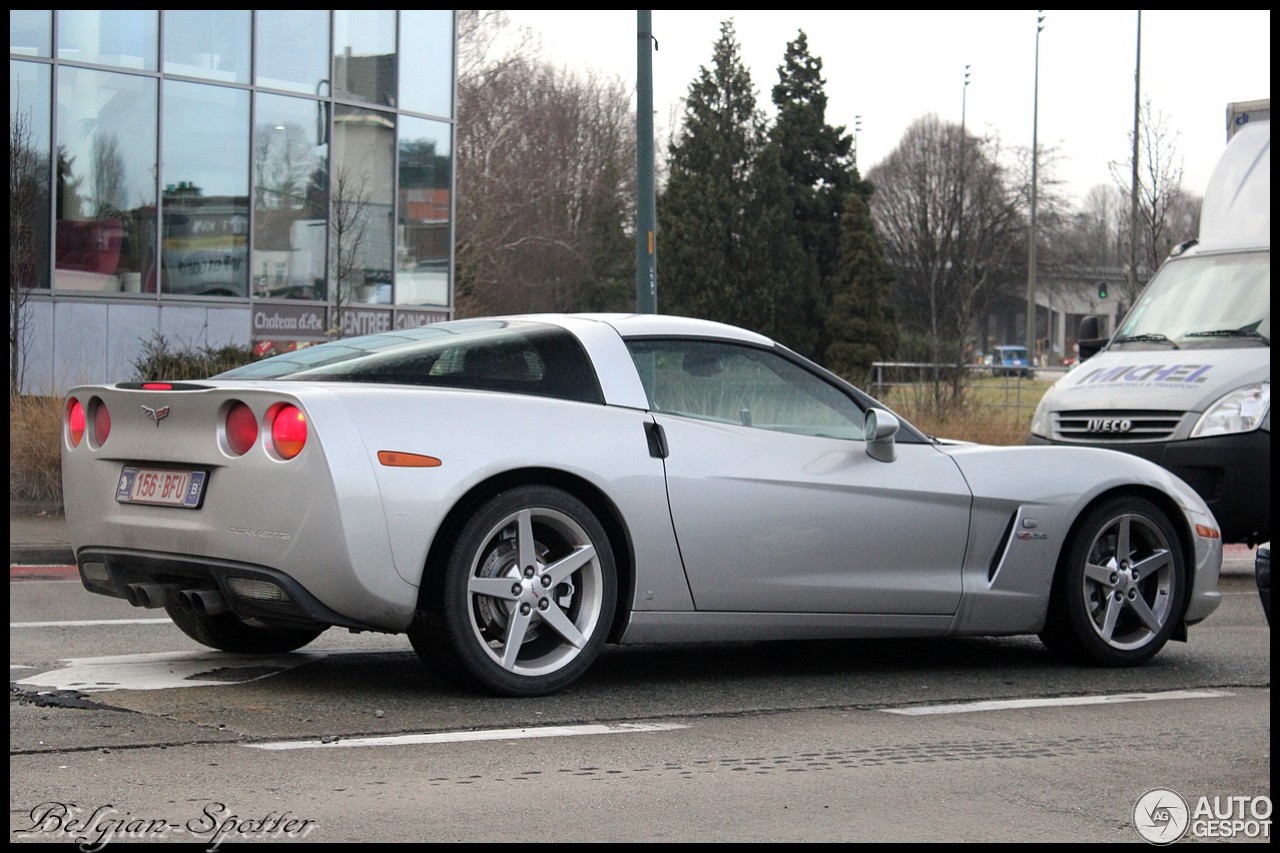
[904,407,1035,445]
[873,371,1055,445]
[9,393,66,509]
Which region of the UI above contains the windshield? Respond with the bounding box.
[1113,251,1269,349]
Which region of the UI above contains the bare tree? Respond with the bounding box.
[1160,184,1201,253]
[454,16,636,317]
[456,10,536,82]
[868,115,1024,412]
[1055,183,1127,268]
[328,164,371,338]
[253,121,316,211]
[10,94,47,394]
[1109,98,1189,304]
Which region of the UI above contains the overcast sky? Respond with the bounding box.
[502,10,1270,205]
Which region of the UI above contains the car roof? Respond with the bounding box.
[519,313,777,346]
[218,314,778,382]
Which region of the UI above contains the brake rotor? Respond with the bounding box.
[472,531,576,644]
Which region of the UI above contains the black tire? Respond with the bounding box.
[1040,496,1186,666]
[409,485,617,697]
[1256,544,1271,627]
[164,605,325,654]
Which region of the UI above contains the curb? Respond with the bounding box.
[11,564,79,579]
[10,545,75,567]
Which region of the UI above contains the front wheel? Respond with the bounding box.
[1040,496,1186,666]
[409,485,617,697]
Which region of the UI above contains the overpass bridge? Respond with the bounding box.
[982,265,1150,365]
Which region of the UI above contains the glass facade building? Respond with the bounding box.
[10,10,455,393]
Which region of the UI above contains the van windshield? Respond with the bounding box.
[1114,252,1270,349]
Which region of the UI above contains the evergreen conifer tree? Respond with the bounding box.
[824,191,899,385]
[657,20,763,324]
[766,31,864,357]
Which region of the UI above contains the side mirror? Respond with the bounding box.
[1077,315,1107,361]
[865,408,900,463]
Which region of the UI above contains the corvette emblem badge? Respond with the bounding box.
[142,405,171,426]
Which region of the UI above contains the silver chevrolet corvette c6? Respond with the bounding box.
[61,313,1223,696]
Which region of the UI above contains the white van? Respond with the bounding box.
[1029,111,1270,546]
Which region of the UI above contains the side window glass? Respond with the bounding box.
[627,340,864,440]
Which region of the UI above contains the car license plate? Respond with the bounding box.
[115,467,207,509]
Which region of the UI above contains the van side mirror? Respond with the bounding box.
[1077,315,1107,361]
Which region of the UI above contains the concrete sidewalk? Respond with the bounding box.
[7,510,1262,577]
[10,512,75,566]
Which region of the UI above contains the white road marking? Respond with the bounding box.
[882,689,1233,716]
[13,649,327,693]
[11,618,172,628]
[248,722,688,751]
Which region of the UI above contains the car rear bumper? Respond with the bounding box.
[77,547,379,632]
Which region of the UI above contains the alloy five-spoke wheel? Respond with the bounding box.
[410,485,617,696]
[1041,495,1186,666]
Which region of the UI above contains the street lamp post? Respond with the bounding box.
[959,64,971,352]
[635,10,658,313]
[1026,11,1044,362]
[1129,11,1142,300]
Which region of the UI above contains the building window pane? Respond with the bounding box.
[56,10,157,72]
[396,116,450,307]
[332,104,394,316]
[162,9,250,84]
[253,92,329,301]
[334,10,395,107]
[398,10,453,118]
[161,80,249,298]
[254,10,329,97]
[11,60,52,291]
[10,10,52,57]
[55,67,157,293]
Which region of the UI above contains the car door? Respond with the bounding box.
[627,338,972,615]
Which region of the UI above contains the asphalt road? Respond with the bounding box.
[9,559,1271,844]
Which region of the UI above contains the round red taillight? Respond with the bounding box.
[269,403,307,459]
[91,398,111,446]
[225,402,258,456]
[66,398,86,447]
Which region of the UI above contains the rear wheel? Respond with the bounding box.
[1040,496,1186,666]
[164,605,325,654]
[409,485,617,697]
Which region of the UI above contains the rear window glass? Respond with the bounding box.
[288,322,604,404]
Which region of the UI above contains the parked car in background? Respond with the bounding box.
[61,314,1223,696]
[992,344,1035,378]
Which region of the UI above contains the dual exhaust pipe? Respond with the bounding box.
[125,583,227,616]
